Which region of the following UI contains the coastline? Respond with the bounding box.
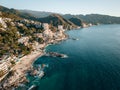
[0,51,44,90]
[1,32,67,90]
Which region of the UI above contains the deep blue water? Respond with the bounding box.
[25,25,120,90]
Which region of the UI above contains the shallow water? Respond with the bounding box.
[20,24,120,90]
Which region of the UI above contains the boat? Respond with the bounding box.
[72,38,79,40]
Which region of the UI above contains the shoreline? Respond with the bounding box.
[1,32,67,90]
[0,51,44,90]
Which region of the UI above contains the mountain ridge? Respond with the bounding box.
[38,14,78,29]
[1,5,120,26]
[19,9,120,24]
[0,5,79,29]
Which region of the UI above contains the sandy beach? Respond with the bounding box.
[13,51,43,75]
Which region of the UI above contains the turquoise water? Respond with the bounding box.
[27,25,120,90]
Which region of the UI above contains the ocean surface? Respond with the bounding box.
[18,24,120,90]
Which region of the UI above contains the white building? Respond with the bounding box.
[82,23,88,28]
[18,37,29,46]
[32,41,38,50]
[17,22,24,27]
[42,23,49,30]
[4,18,11,22]
[54,30,63,38]
[11,22,15,26]
[0,18,7,28]
[31,20,35,24]
[0,62,8,73]
[34,33,43,38]
[43,29,53,38]
[58,25,64,30]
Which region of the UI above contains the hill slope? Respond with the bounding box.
[0,5,37,21]
[63,14,120,24]
[69,17,83,26]
[38,14,78,29]
[0,5,78,29]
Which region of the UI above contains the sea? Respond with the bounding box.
[17,24,120,90]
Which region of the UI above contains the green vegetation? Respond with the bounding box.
[69,17,82,26]
[0,26,19,56]
[17,43,32,55]
[63,14,120,25]
[0,23,3,28]
[0,70,5,77]
[0,10,45,58]
[8,70,15,76]
[10,60,16,65]
[0,20,33,57]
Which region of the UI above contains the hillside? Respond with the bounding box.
[63,14,120,24]
[0,5,78,29]
[0,11,44,57]
[69,17,83,26]
[78,14,120,24]
[0,5,38,21]
[38,14,77,29]
[17,9,120,25]
[1,5,120,26]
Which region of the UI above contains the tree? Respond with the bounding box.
[38,37,44,44]
[0,70,5,77]
[0,23,3,28]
